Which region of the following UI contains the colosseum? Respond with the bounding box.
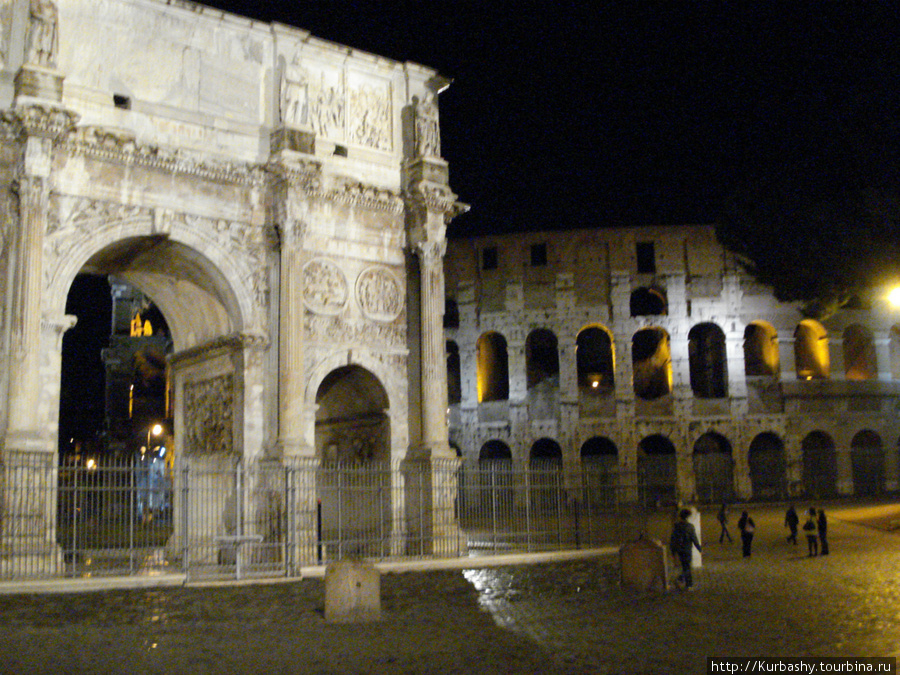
[444,224,900,505]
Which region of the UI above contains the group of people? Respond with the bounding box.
[670,502,832,591]
[714,503,829,558]
[784,504,829,556]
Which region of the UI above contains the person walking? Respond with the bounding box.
[803,507,818,557]
[670,508,702,590]
[784,503,799,545]
[737,510,755,558]
[717,503,732,543]
[817,508,829,555]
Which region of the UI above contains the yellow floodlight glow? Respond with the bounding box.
[888,287,900,307]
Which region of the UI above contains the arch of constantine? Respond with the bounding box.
[0,0,465,576]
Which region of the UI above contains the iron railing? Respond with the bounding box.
[0,453,742,582]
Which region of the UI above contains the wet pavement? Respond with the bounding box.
[1,501,899,674]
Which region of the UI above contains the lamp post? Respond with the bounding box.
[145,423,164,457]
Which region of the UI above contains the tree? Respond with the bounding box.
[716,182,900,319]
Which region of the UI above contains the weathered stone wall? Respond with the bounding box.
[446,226,900,500]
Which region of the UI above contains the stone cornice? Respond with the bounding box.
[405,182,469,219]
[1,105,79,142]
[59,126,268,187]
[267,161,403,215]
[168,331,269,368]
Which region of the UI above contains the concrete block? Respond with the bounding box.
[619,536,669,592]
[324,560,382,623]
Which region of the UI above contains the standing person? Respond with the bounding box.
[737,510,755,558]
[670,508,702,590]
[784,503,799,545]
[717,503,732,543]
[803,507,818,557]
[817,508,829,555]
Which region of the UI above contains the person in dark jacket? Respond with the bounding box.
[784,504,799,545]
[803,507,818,557]
[817,508,829,555]
[717,503,732,543]
[737,511,755,557]
[670,508,702,590]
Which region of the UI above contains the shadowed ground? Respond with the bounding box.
[0,501,898,674]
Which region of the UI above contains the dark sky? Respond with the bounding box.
[200,1,899,236]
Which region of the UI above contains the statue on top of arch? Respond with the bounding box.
[27,0,58,68]
[414,92,440,158]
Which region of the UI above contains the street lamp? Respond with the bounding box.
[888,286,900,308]
[145,423,164,457]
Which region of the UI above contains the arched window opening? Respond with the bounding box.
[577,325,615,392]
[446,341,461,405]
[688,323,728,398]
[530,438,562,515]
[637,434,676,506]
[632,328,672,400]
[851,430,884,495]
[526,329,559,390]
[744,322,779,377]
[747,433,786,500]
[630,286,667,317]
[581,437,619,507]
[794,320,829,380]
[476,332,509,402]
[692,432,733,503]
[843,324,877,381]
[802,431,837,497]
[477,440,513,513]
[443,297,459,329]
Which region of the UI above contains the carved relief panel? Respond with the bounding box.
[356,266,402,322]
[183,373,234,455]
[302,257,348,315]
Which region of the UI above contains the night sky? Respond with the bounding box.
[200,1,899,236]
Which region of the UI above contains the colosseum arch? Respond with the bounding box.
[581,437,619,507]
[843,324,877,381]
[688,323,728,399]
[476,332,510,403]
[632,328,672,400]
[794,320,829,380]
[630,286,668,317]
[747,432,786,500]
[850,430,884,495]
[692,432,733,503]
[526,329,559,391]
[638,434,676,506]
[446,341,462,405]
[744,321,779,377]
[802,431,837,497]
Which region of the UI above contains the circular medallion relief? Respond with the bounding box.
[302,258,348,314]
[356,266,402,322]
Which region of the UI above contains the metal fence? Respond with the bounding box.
[0,454,663,582]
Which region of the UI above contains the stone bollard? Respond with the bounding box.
[324,560,382,623]
[620,535,669,592]
[687,506,702,568]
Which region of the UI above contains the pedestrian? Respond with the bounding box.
[737,510,755,558]
[717,503,732,543]
[784,503,799,545]
[817,508,829,555]
[670,508,702,590]
[803,507,818,557]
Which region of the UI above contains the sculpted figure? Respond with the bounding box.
[414,93,440,157]
[27,0,58,67]
[280,65,308,127]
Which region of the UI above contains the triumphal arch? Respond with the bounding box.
[0,0,464,575]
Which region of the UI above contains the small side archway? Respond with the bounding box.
[850,430,884,495]
[692,432,733,503]
[476,332,509,403]
[638,434,676,506]
[744,321,780,377]
[688,323,728,398]
[795,320,829,380]
[632,328,672,400]
[747,432,786,500]
[802,431,837,497]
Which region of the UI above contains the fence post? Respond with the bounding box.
[524,465,532,553]
[70,464,79,575]
[129,457,135,575]
[490,465,498,553]
[555,467,563,547]
[181,462,189,576]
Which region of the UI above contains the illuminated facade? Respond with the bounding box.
[445,226,900,502]
[0,0,463,574]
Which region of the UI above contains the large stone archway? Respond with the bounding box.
[0,1,465,577]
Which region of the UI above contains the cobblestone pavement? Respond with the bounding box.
[0,501,898,674]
